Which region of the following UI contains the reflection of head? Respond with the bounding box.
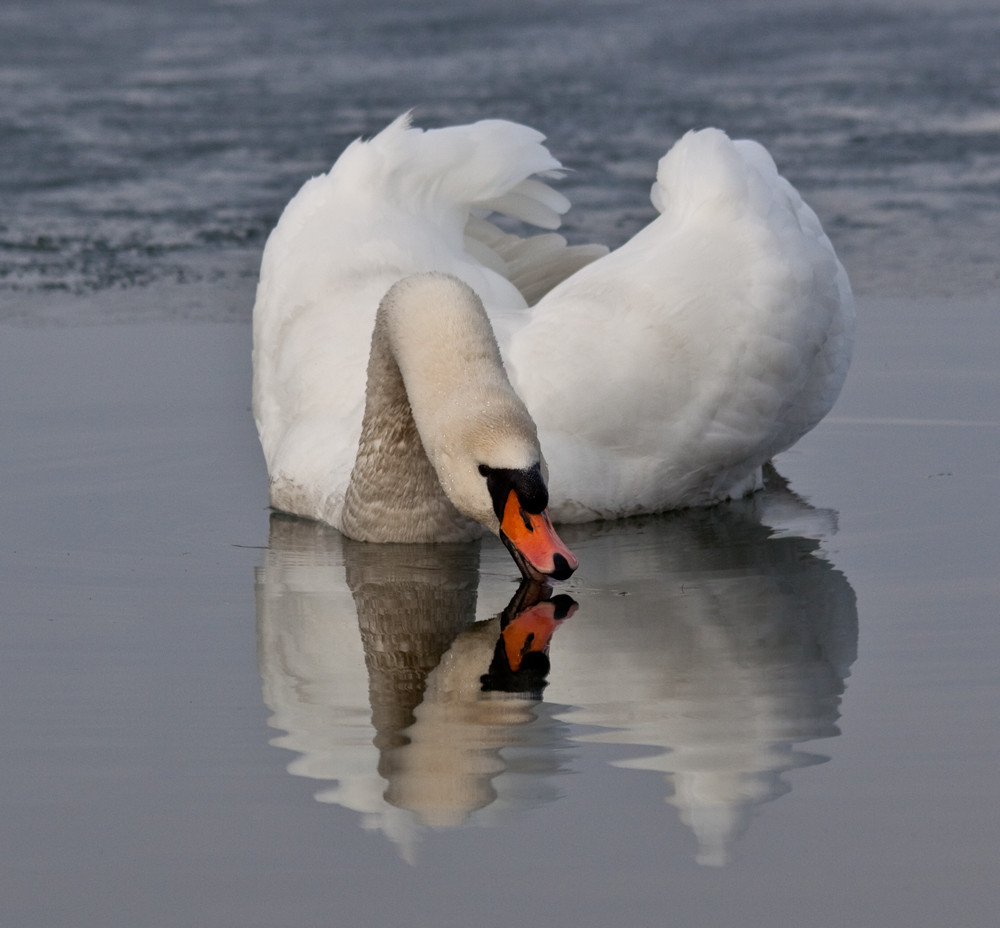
[481,592,577,697]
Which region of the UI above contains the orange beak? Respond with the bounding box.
[499,489,578,581]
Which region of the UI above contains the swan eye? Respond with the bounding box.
[478,464,491,477]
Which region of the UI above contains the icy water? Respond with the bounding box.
[2,1,999,926]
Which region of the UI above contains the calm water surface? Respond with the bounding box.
[2,1,998,926]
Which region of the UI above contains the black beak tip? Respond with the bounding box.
[549,553,576,582]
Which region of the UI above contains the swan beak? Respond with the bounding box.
[499,490,579,581]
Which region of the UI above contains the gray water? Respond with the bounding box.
[2,1,999,926]
[3,0,1000,308]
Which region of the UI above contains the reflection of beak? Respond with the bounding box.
[501,595,578,671]
[480,581,578,696]
[499,489,578,581]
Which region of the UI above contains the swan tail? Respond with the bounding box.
[355,115,608,303]
[359,114,566,223]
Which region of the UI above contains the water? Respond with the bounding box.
[2,1,999,926]
[2,0,999,308]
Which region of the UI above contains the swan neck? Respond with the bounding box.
[341,283,480,543]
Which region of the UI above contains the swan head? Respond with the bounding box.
[480,462,578,583]
[423,387,578,582]
[384,273,578,581]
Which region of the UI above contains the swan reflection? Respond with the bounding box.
[256,484,857,865]
[256,518,577,860]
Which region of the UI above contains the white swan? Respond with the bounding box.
[252,113,854,576]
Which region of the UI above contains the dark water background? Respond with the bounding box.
[2,2,999,927]
[2,0,999,314]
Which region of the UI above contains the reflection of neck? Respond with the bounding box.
[344,540,481,771]
[345,547,573,828]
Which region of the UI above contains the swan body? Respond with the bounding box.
[252,113,853,544]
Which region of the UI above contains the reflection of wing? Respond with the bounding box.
[255,516,575,860]
[255,517,419,854]
[550,493,858,866]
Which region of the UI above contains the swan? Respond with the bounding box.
[252,113,854,578]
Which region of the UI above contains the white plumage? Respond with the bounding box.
[252,113,853,531]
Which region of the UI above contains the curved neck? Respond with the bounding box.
[342,274,539,544]
[341,315,478,542]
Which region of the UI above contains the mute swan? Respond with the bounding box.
[252,113,854,577]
